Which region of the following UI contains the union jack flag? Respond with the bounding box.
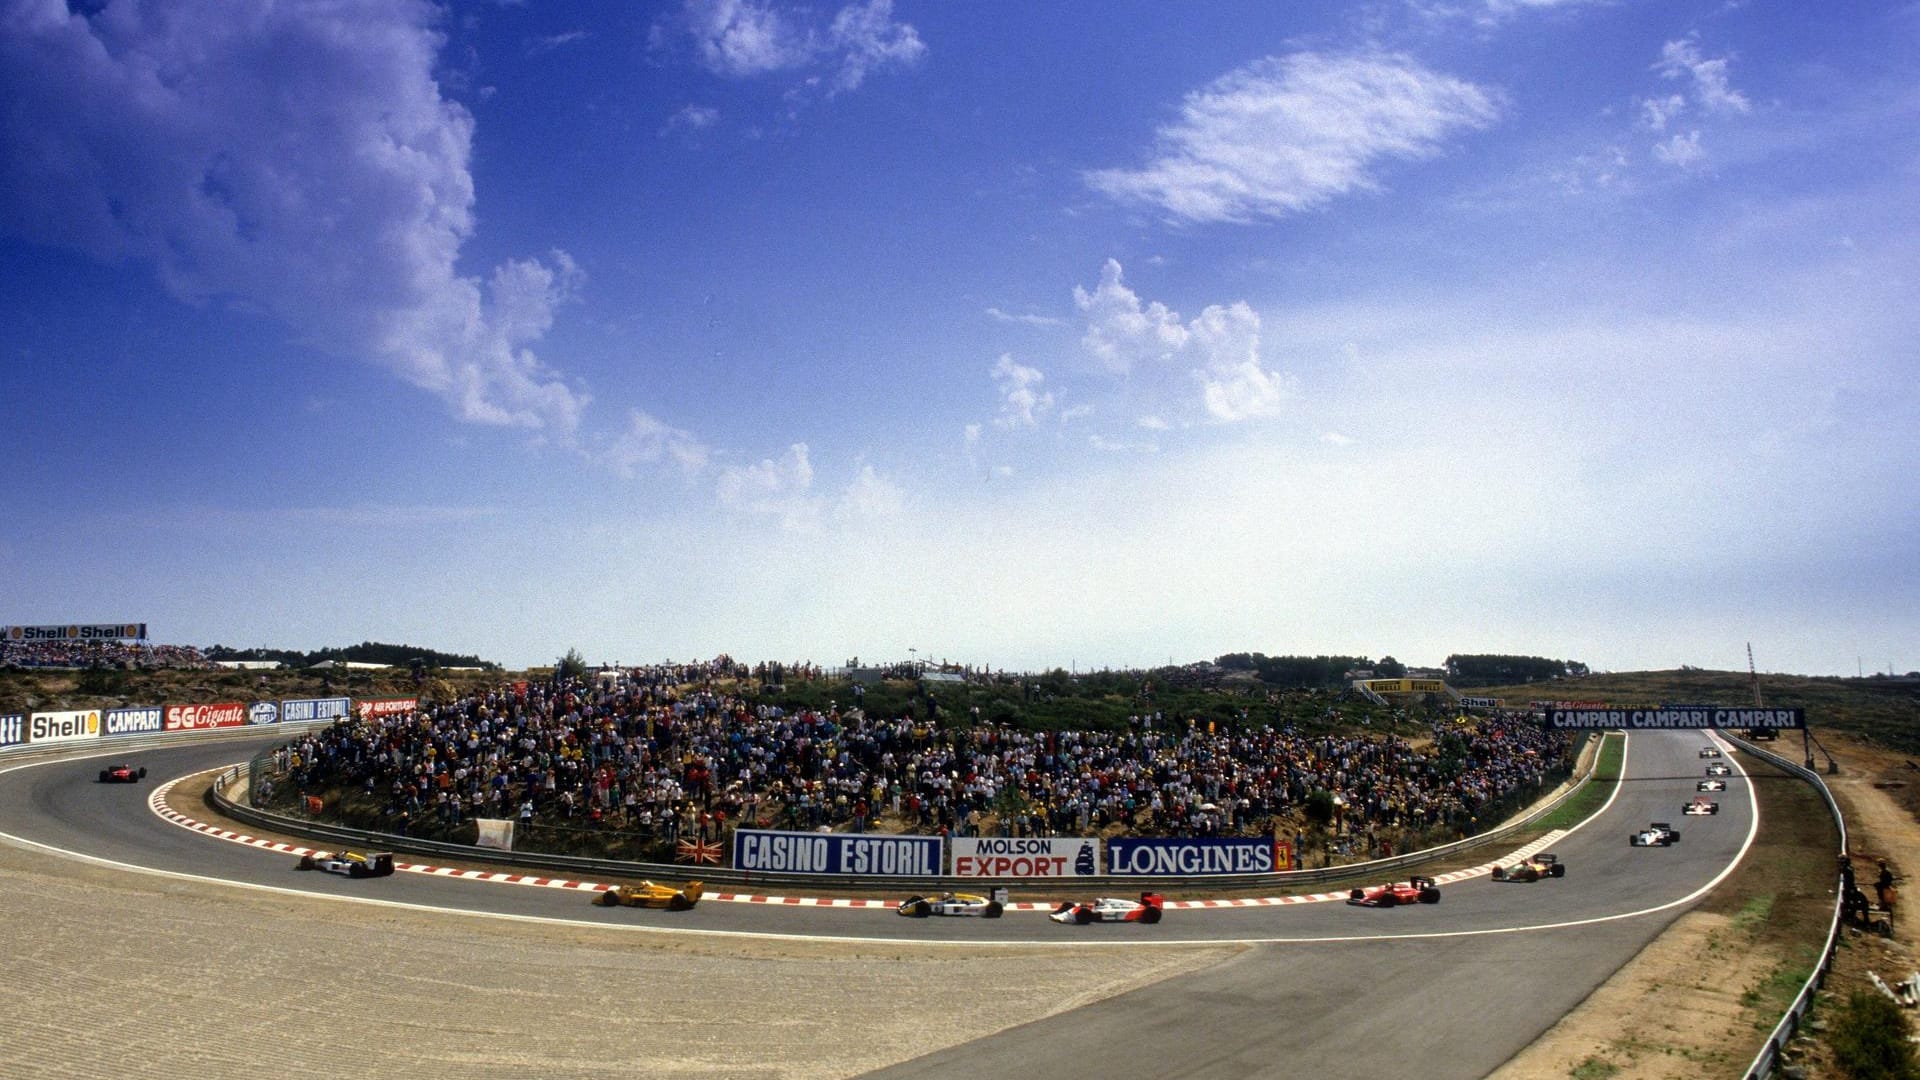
[675,837,722,865]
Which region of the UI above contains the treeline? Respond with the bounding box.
[1443,654,1588,686]
[1213,654,1385,688]
[204,641,497,670]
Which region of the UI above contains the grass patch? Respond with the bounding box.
[1569,1056,1620,1079]
[1534,733,1624,831]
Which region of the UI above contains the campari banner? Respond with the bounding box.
[1546,707,1806,731]
[950,836,1101,878]
[1106,836,1279,877]
[731,828,943,877]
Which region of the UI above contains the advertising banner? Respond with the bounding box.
[0,714,23,748]
[4,623,146,641]
[355,698,417,721]
[951,836,1101,878]
[731,829,943,876]
[279,697,352,724]
[103,707,165,737]
[29,710,102,745]
[164,702,248,731]
[247,701,280,725]
[1105,836,1278,876]
[1458,696,1501,710]
[475,819,515,851]
[1546,707,1806,731]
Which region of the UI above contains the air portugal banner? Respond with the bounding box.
[952,837,1101,878]
[731,829,942,876]
[355,698,417,721]
[29,710,102,745]
[164,702,247,731]
[1546,707,1806,731]
[1106,837,1277,877]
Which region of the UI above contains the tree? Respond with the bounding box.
[1375,655,1406,677]
[556,648,588,681]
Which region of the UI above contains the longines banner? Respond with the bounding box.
[1546,707,1806,730]
[5,623,147,641]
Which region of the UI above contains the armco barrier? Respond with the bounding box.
[210,733,1604,892]
[1736,735,1847,1080]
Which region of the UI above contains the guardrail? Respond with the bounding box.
[1736,735,1846,1080]
[209,733,1603,892]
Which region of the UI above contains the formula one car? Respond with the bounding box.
[97,763,147,783]
[1049,892,1165,924]
[1705,763,1732,777]
[296,850,396,877]
[594,880,703,910]
[1698,779,1727,792]
[1630,822,1680,847]
[1492,853,1566,882]
[1348,876,1442,906]
[1699,746,1722,758]
[1683,796,1720,816]
[898,892,1004,918]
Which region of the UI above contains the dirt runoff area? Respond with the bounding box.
[1495,733,1917,1079]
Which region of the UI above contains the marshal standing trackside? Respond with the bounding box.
[1545,707,1806,730]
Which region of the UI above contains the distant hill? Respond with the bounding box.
[203,641,497,670]
[1474,668,1920,754]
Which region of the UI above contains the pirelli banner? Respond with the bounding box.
[30,710,102,745]
[0,714,24,748]
[1546,707,1806,731]
[732,828,943,877]
[951,837,1101,878]
[1107,836,1279,877]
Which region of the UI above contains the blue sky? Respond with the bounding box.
[2,0,1915,676]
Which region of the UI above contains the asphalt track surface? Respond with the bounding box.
[2,729,1754,1078]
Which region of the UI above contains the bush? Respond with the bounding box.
[1831,990,1919,1080]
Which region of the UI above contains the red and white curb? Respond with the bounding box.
[152,772,1565,913]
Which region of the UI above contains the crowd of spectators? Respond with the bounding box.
[0,638,212,670]
[275,662,1573,860]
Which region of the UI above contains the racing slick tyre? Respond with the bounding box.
[1349,888,1366,902]
[297,855,316,871]
[900,898,931,918]
[1550,864,1566,878]
[669,895,694,912]
[98,770,108,783]
[595,890,620,907]
[1419,889,1441,904]
[1075,908,1095,925]
[138,767,147,779]
[348,863,368,878]
[984,902,1004,919]
[1141,905,1162,924]
[1378,892,1398,907]
[1492,867,1507,881]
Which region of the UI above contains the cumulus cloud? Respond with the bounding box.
[0,0,587,434]
[1086,52,1500,224]
[1639,93,1686,131]
[661,104,721,136]
[990,354,1055,428]
[593,409,712,479]
[667,0,922,95]
[1655,36,1751,115]
[1072,260,1293,424]
[716,443,903,528]
[1652,130,1706,169]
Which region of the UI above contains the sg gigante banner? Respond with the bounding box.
[1105,836,1279,877]
[731,828,943,876]
[164,702,248,731]
[950,836,1101,877]
[1546,707,1806,730]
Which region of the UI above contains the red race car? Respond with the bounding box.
[1348,875,1441,906]
[1049,892,1165,924]
[97,764,147,783]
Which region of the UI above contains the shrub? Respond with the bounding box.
[1831,990,1919,1080]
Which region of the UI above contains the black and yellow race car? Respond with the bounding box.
[1492,853,1566,882]
[296,850,396,878]
[594,880,703,910]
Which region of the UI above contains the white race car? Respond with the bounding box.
[1699,746,1722,758]
[1630,822,1680,847]
[897,892,1005,918]
[1050,893,1165,924]
[1683,796,1720,816]
[1705,763,1732,777]
[296,850,396,878]
[1698,779,1727,792]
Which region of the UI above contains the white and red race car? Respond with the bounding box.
[1698,779,1727,792]
[1050,892,1165,924]
[1683,796,1720,816]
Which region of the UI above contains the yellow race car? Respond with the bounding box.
[593,880,704,911]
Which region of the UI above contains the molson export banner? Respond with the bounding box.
[951,836,1101,877]
[29,710,102,744]
[731,828,943,876]
[164,702,248,731]
[1106,836,1278,876]
[4,623,146,641]
[1,714,25,748]
[1546,707,1806,730]
[104,707,165,736]
[355,698,417,721]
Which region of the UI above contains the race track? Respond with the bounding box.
[0,729,1754,1078]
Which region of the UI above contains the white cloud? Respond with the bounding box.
[0,1,587,434]
[1639,93,1686,131]
[1189,302,1294,421]
[528,31,589,57]
[1138,415,1170,431]
[594,409,712,479]
[1086,52,1501,224]
[986,306,1065,327]
[668,0,922,95]
[1656,36,1751,115]
[1653,130,1706,169]
[1088,434,1159,454]
[1074,259,1188,374]
[717,442,816,523]
[837,463,904,519]
[661,104,721,136]
[990,354,1055,428]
